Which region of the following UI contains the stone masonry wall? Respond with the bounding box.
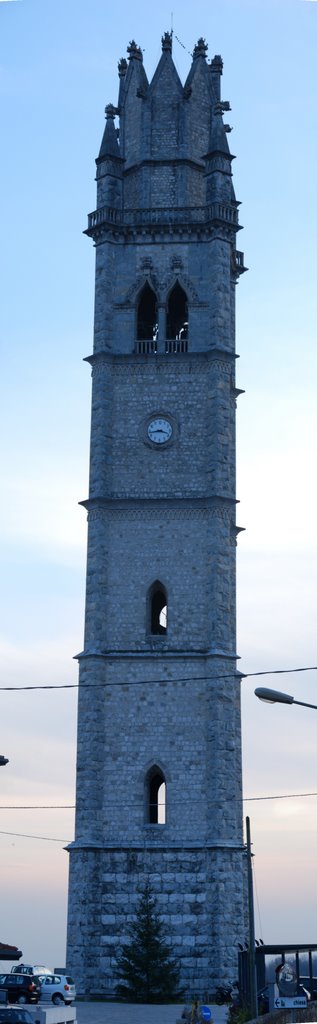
[67,845,246,998]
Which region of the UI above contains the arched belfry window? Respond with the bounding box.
[148,580,167,635]
[166,282,188,340]
[137,283,158,340]
[146,765,166,824]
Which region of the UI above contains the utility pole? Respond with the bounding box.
[246,816,257,1019]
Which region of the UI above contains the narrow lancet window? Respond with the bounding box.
[137,283,158,340]
[148,580,167,635]
[166,282,188,340]
[146,766,166,824]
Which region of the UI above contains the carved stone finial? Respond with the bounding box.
[127,39,137,57]
[214,101,225,117]
[210,54,223,74]
[105,103,117,120]
[193,37,208,59]
[127,40,143,61]
[118,57,128,78]
[161,31,172,52]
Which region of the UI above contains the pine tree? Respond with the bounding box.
[115,882,182,1002]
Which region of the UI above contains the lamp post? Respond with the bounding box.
[254,684,317,1016]
[255,687,317,711]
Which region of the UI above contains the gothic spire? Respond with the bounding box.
[208,101,233,159]
[98,104,120,160]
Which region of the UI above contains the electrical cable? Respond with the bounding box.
[0,804,75,809]
[1,792,317,843]
[0,829,69,843]
[1,792,317,812]
[0,663,317,691]
[245,792,317,802]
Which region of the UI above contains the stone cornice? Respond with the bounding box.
[75,646,240,662]
[87,223,238,246]
[66,839,245,852]
[80,495,236,515]
[85,345,237,369]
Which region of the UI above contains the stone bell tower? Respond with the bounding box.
[66,32,247,998]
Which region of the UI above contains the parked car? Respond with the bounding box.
[35,973,76,1006]
[11,966,51,977]
[0,1009,34,1023]
[0,975,40,1005]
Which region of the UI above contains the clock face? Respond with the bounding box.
[147,417,173,445]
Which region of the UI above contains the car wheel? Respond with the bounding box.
[52,995,64,1006]
[17,995,27,1004]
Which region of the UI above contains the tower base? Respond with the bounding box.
[66,844,247,998]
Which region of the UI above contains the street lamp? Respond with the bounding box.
[254,685,317,1010]
[255,687,317,711]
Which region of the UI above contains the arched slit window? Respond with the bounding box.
[146,766,166,824]
[137,283,158,340]
[148,580,167,635]
[166,282,188,340]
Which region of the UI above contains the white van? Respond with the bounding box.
[11,965,52,976]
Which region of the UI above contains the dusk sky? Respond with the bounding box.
[1,0,317,970]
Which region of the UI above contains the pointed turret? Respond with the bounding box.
[147,28,182,102]
[209,54,223,101]
[117,56,128,117]
[98,104,120,159]
[118,39,149,169]
[182,37,214,164]
[146,31,184,161]
[209,101,232,160]
[96,103,123,210]
[204,99,235,207]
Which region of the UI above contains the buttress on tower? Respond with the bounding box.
[66,32,247,998]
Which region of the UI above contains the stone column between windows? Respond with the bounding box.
[156,304,166,354]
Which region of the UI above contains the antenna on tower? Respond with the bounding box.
[171,11,173,37]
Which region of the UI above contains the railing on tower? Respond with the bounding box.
[135,339,158,355]
[134,337,189,355]
[165,337,188,354]
[86,202,240,232]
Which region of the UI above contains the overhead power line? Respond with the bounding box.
[0,829,70,843]
[0,663,317,692]
[245,791,317,802]
[1,792,317,813]
[2,793,317,809]
[0,804,75,809]
[1,792,317,844]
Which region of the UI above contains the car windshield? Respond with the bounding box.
[0,1013,33,1023]
[11,968,31,975]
